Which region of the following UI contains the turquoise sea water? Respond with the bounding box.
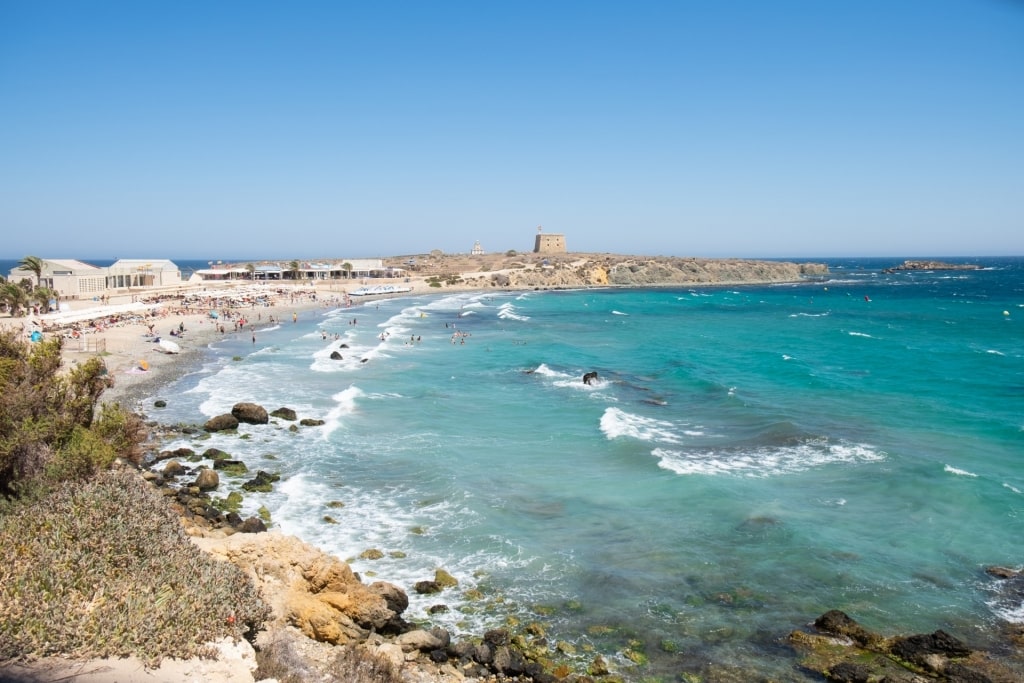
[141,257,1023,680]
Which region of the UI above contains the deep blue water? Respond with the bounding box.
[43,256,1024,679]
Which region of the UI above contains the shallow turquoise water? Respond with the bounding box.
[146,257,1024,679]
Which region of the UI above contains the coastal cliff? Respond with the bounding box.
[437,254,828,290]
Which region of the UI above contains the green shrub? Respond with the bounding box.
[0,329,116,498]
[0,470,271,663]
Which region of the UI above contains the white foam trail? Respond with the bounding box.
[944,465,978,477]
[612,310,628,316]
[789,312,830,318]
[653,439,885,477]
[600,407,683,444]
[1003,483,1022,494]
[321,385,364,438]
[986,349,1005,356]
[498,302,530,321]
[848,331,874,338]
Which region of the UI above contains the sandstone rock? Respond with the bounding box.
[194,532,408,647]
[162,460,186,476]
[369,581,409,615]
[194,468,219,491]
[395,629,443,653]
[204,414,239,432]
[232,402,269,425]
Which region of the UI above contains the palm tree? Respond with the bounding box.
[288,260,300,281]
[246,263,256,280]
[31,287,57,313]
[0,282,28,316]
[342,262,353,279]
[18,256,44,290]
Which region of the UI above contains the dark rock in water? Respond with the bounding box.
[242,470,280,492]
[239,516,267,533]
[889,630,972,665]
[232,401,268,424]
[825,661,871,682]
[204,414,239,432]
[203,447,231,461]
[213,460,248,476]
[153,399,167,408]
[270,407,297,420]
[152,447,195,464]
[339,343,349,348]
[484,628,510,647]
[792,610,1016,683]
[985,566,1020,579]
[813,610,880,648]
[428,604,449,614]
[299,418,325,427]
[329,351,343,360]
[414,580,441,594]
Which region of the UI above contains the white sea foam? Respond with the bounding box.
[987,597,1024,624]
[782,354,792,361]
[789,312,830,318]
[612,310,628,316]
[321,385,365,438]
[986,349,1005,356]
[653,439,885,477]
[944,465,978,477]
[600,407,683,444]
[1003,483,1022,494]
[848,331,874,338]
[498,302,530,321]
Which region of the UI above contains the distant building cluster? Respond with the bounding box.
[6,258,403,301]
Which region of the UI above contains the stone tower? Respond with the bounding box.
[533,226,566,254]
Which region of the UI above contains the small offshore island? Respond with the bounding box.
[883,259,981,273]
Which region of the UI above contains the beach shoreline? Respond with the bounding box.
[2,253,840,445]
[2,253,829,406]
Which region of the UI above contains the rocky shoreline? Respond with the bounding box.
[128,396,1024,683]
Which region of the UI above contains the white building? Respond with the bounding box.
[7,259,108,299]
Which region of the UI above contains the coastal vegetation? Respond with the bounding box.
[0,328,270,663]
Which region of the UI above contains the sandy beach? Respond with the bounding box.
[1,276,456,408]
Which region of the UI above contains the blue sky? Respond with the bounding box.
[1,1,1021,259]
